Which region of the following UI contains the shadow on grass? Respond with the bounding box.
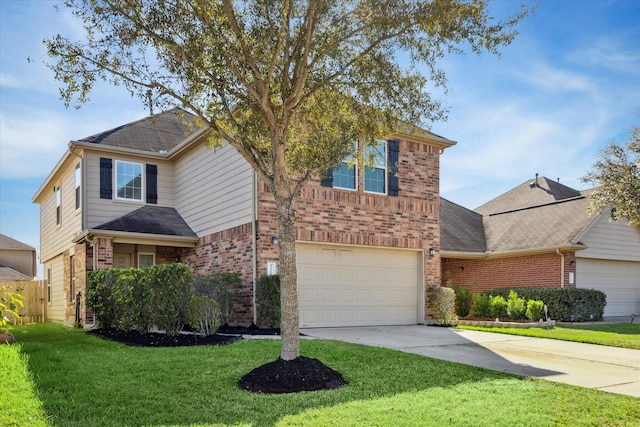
[13,323,529,427]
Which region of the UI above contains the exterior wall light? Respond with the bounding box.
[271,235,279,245]
[429,247,436,257]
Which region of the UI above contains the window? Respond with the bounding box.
[333,143,358,190]
[115,161,143,201]
[138,253,155,268]
[75,163,81,210]
[364,140,387,194]
[55,185,61,225]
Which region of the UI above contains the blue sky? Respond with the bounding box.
[1,0,639,278]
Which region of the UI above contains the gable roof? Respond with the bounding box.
[94,206,197,237]
[441,177,595,257]
[0,234,36,251]
[475,175,582,215]
[75,107,201,153]
[440,198,486,253]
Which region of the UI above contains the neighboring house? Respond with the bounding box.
[440,175,640,317]
[33,108,456,327]
[0,234,37,282]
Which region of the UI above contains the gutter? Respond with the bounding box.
[441,244,587,260]
[556,249,565,288]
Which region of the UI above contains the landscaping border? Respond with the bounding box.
[457,319,556,329]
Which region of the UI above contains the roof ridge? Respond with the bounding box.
[485,194,586,217]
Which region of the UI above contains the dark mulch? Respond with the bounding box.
[86,328,241,347]
[88,324,346,394]
[238,356,347,394]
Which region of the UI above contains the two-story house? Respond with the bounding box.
[33,108,455,327]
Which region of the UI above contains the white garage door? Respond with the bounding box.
[577,258,640,317]
[297,244,421,327]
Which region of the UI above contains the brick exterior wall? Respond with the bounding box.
[257,139,443,320]
[441,251,577,294]
[182,223,255,324]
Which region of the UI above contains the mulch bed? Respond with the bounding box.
[86,324,346,394]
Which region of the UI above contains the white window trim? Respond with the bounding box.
[75,163,81,210]
[138,252,155,268]
[363,140,387,195]
[55,185,61,226]
[114,160,144,202]
[334,141,359,191]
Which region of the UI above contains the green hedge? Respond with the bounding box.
[87,264,242,336]
[255,274,281,328]
[482,287,606,322]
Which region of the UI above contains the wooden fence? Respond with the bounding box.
[1,280,47,324]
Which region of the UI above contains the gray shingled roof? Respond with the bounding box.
[77,108,202,153]
[94,206,197,237]
[0,266,32,281]
[440,198,486,252]
[482,197,591,253]
[475,176,582,215]
[0,234,36,251]
[442,178,594,255]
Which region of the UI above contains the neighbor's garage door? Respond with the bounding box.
[297,244,421,327]
[577,258,640,317]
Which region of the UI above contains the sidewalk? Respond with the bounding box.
[300,325,640,397]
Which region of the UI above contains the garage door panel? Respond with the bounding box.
[577,259,640,317]
[298,244,420,327]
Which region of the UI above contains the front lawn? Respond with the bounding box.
[5,323,640,426]
[458,323,640,349]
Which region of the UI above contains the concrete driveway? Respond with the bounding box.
[300,325,640,397]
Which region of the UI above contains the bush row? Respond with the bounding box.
[453,286,605,322]
[87,264,242,336]
[483,287,606,322]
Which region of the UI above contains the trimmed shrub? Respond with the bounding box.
[506,290,526,320]
[526,299,545,322]
[188,296,221,336]
[256,274,281,328]
[148,263,194,336]
[87,270,119,329]
[428,287,458,325]
[484,287,606,322]
[454,286,473,317]
[194,272,242,325]
[471,293,491,318]
[489,295,507,319]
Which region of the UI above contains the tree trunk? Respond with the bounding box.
[276,194,300,361]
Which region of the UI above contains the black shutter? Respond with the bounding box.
[99,158,112,199]
[146,164,158,204]
[387,140,399,196]
[320,168,334,187]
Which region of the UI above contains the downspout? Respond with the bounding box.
[556,249,565,288]
[84,233,97,327]
[252,172,258,325]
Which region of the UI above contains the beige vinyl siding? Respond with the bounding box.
[84,151,175,229]
[175,142,253,237]
[44,255,65,323]
[39,161,83,263]
[577,214,640,262]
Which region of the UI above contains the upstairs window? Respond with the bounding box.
[364,141,387,194]
[75,163,81,210]
[115,160,143,201]
[55,185,61,225]
[333,142,357,190]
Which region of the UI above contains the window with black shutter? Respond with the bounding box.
[99,157,112,199]
[146,164,158,204]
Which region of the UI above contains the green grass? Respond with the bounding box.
[457,323,640,349]
[6,323,640,426]
[0,342,49,427]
